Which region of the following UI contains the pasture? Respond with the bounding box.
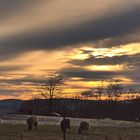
[0,115,140,140]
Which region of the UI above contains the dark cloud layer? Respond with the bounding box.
[63,52,140,91]
[69,53,140,66]
[96,31,140,48]
[60,67,123,81]
[0,6,140,60]
[0,76,44,85]
[0,65,27,73]
[0,89,30,95]
[0,1,140,97]
[0,0,44,19]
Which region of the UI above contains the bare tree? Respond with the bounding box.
[106,80,124,101]
[39,73,64,114]
[128,88,137,100]
[81,90,93,99]
[106,84,114,101]
[96,81,104,100]
[32,94,41,100]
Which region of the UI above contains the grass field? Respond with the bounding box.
[1,115,140,140]
[0,123,140,140]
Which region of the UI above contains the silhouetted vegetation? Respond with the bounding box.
[17,78,140,122]
[38,73,64,114]
[20,98,140,121]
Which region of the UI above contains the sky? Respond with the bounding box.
[0,0,140,100]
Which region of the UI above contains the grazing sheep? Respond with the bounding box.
[60,119,70,133]
[26,117,33,130]
[26,115,38,130]
[78,121,89,134]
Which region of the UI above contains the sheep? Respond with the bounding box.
[26,117,33,130]
[26,115,38,130]
[78,121,89,134]
[60,119,70,134]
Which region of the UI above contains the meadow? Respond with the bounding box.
[0,124,140,140]
[0,115,140,140]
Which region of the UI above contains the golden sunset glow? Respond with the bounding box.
[0,43,140,99]
[0,0,140,100]
[85,65,123,71]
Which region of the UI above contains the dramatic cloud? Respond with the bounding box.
[0,0,140,60]
[60,67,123,81]
[0,0,140,99]
[0,0,41,19]
[69,53,140,66]
[0,65,26,73]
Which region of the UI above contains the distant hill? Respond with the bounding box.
[0,99,23,114]
[20,98,140,121]
[0,98,140,121]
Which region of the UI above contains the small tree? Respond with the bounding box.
[106,80,124,101]
[81,90,93,99]
[39,73,64,114]
[128,88,137,100]
[96,81,104,100]
[106,84,113,101]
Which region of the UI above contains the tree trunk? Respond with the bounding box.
[49,98,53,114]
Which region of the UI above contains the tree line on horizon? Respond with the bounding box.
[20,97,140,121]
[32,73,139,113]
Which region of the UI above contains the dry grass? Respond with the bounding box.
[0,123,140,140]
[1,115,140,139]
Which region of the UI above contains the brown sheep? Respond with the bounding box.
[60,119,70,133]
[78,121,89,134]
[26,115,38,130]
